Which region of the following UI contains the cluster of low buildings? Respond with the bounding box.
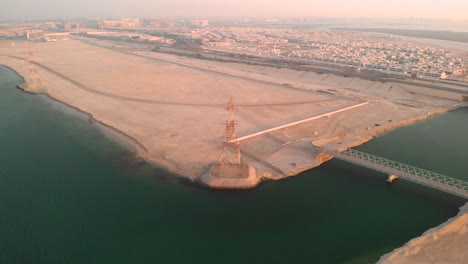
[85,31,176,45]
[99,18,142,28]
[0,28,25,39]
[0,28,71,42]
[191,27,289,48]
[2,19,466,80]
[191,27,467,80]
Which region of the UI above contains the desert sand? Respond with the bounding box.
[0,39,464,184]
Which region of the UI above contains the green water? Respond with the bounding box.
[0,65,466,264]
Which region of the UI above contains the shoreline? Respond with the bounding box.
[0,64,194,183]
[2,63,467,262]
[19,85,149,154]
[2,39,467,183]
[1,64,149,158]
[2,63,466,185]
[377,202,468,264]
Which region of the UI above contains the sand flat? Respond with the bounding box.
[0,40,356,178]
[0,39,463,181]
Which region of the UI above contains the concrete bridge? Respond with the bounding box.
[320,148,468,199]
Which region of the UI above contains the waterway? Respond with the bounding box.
[0,65,466,264]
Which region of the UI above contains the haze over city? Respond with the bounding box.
[2,0,468,21]
[0,1,467,264]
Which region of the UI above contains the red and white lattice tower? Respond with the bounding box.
[216,97,243,177]
[25,50,45,91]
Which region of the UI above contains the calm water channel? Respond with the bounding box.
[0,66,466,264]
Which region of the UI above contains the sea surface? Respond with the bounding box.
[334,28,468,43]
[0,65,466,264]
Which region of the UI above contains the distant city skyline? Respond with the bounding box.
[2,0,468,21]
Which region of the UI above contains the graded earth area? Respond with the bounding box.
[0,39,465,188]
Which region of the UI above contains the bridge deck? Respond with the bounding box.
[321,148,468,199]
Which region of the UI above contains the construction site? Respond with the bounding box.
[1,39,467,189]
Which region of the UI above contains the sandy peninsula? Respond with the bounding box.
[0,39,466,186]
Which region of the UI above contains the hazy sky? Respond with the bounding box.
[2,0,468,21]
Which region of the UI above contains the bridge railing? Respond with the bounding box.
[320,147,468,199]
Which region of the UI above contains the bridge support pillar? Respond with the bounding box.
[386,175,398,183]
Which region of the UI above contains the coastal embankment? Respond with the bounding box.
[378,203,468,264]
